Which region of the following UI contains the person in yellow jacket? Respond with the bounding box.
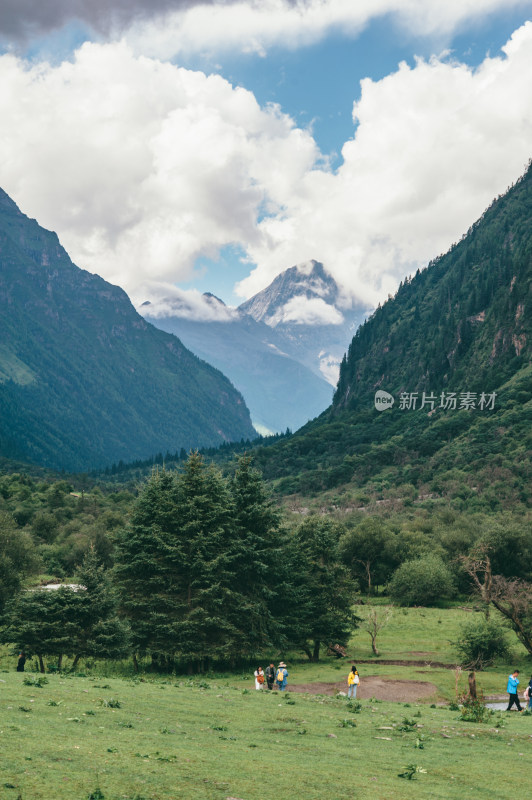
[347,665,360,699]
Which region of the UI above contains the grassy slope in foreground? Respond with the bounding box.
[1,670,531,800]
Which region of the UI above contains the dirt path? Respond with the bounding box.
[354,658,455,669]
[282,678,439,702]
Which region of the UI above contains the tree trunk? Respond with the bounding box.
[366,563,372,596]
[70,654,81,671]
[303,646,312,661]
[57,653,63,671]
[371,635,379,656]
[468,671,477,700]
[312,640,321,662]
[132,653,139,673]
[491,598,532,655]
[38,654,45,674]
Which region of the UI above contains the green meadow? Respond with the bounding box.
[1,671,531,800]
[1,604,531,800]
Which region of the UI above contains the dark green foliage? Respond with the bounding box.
[388,555,456,606]
[0,589,75,666]
[114,453,290,669]
[452,617,510,669]
[0,188,256,472]
[68,548,130,662]
[0,548,129,668]
[0,472,133,575]
[286,516,360,661]
[225,456,285,656]
[339,518,410,593]
[113,455,360,667]
[0,510,39,615]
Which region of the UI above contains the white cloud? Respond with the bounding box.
[0,24,531,323]
[135,283,237,321]
[237,22,532,304]
[125,0,532,60]
[0,41,318,295]
[269,295,344,326]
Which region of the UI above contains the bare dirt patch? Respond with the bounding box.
[287,678,438,702]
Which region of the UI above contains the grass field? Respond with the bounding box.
[1,604,531,799]
[1,670,532,800]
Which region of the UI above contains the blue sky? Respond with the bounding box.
[186,5,532,158]
[1,1,531,312]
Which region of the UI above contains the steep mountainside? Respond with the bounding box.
[142,295,332,435]
[252,165,532,509]
[0,189,256,471]
[239,260,368,384]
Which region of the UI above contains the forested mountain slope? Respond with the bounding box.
[0,189,256,471]
[252,164,532,509]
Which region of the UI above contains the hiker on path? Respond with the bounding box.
[347,665,360,699]
[276,662,288,691]
[506,669,522,711]
[265,662,275,690]
[16,652,26,672]
[254,667,265,690]
[524,675,532,710]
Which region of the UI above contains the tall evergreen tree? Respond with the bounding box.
[290,516,359,661]
[114,469,178,664]
[225,456,285,656]
[114,455,239,671]
[167,452,238,671]
[69,548,130,669]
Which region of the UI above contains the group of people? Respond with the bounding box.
[506,670,532,711]
[254,662,289,691]
[253,663,361,696]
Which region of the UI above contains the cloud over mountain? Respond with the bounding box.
[0,24,531,319]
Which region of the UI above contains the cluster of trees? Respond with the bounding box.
[1,453,531,672]
[0,472,132,575]
[0,548,129,672]
[0,455,358,672]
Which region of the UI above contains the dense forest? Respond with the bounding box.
[247,164,532,505]
[1,450,531,672]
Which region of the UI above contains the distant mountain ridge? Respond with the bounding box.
[142,294,333,435]
[239,260,368,385]
[0,188,256,471]
[238,260,340,324]
[142,261,366,433]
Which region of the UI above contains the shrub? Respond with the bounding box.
[459,695,492,723]
[387,555,455,606]
[452,617,510,669]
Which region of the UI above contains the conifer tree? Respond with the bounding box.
[167,452,237,670]
[114,469,179,664]
[0,549,129,671]
[225,455,285,656]
[290,516,359,661]
[68,547,130,669]
[0,589,73,672]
